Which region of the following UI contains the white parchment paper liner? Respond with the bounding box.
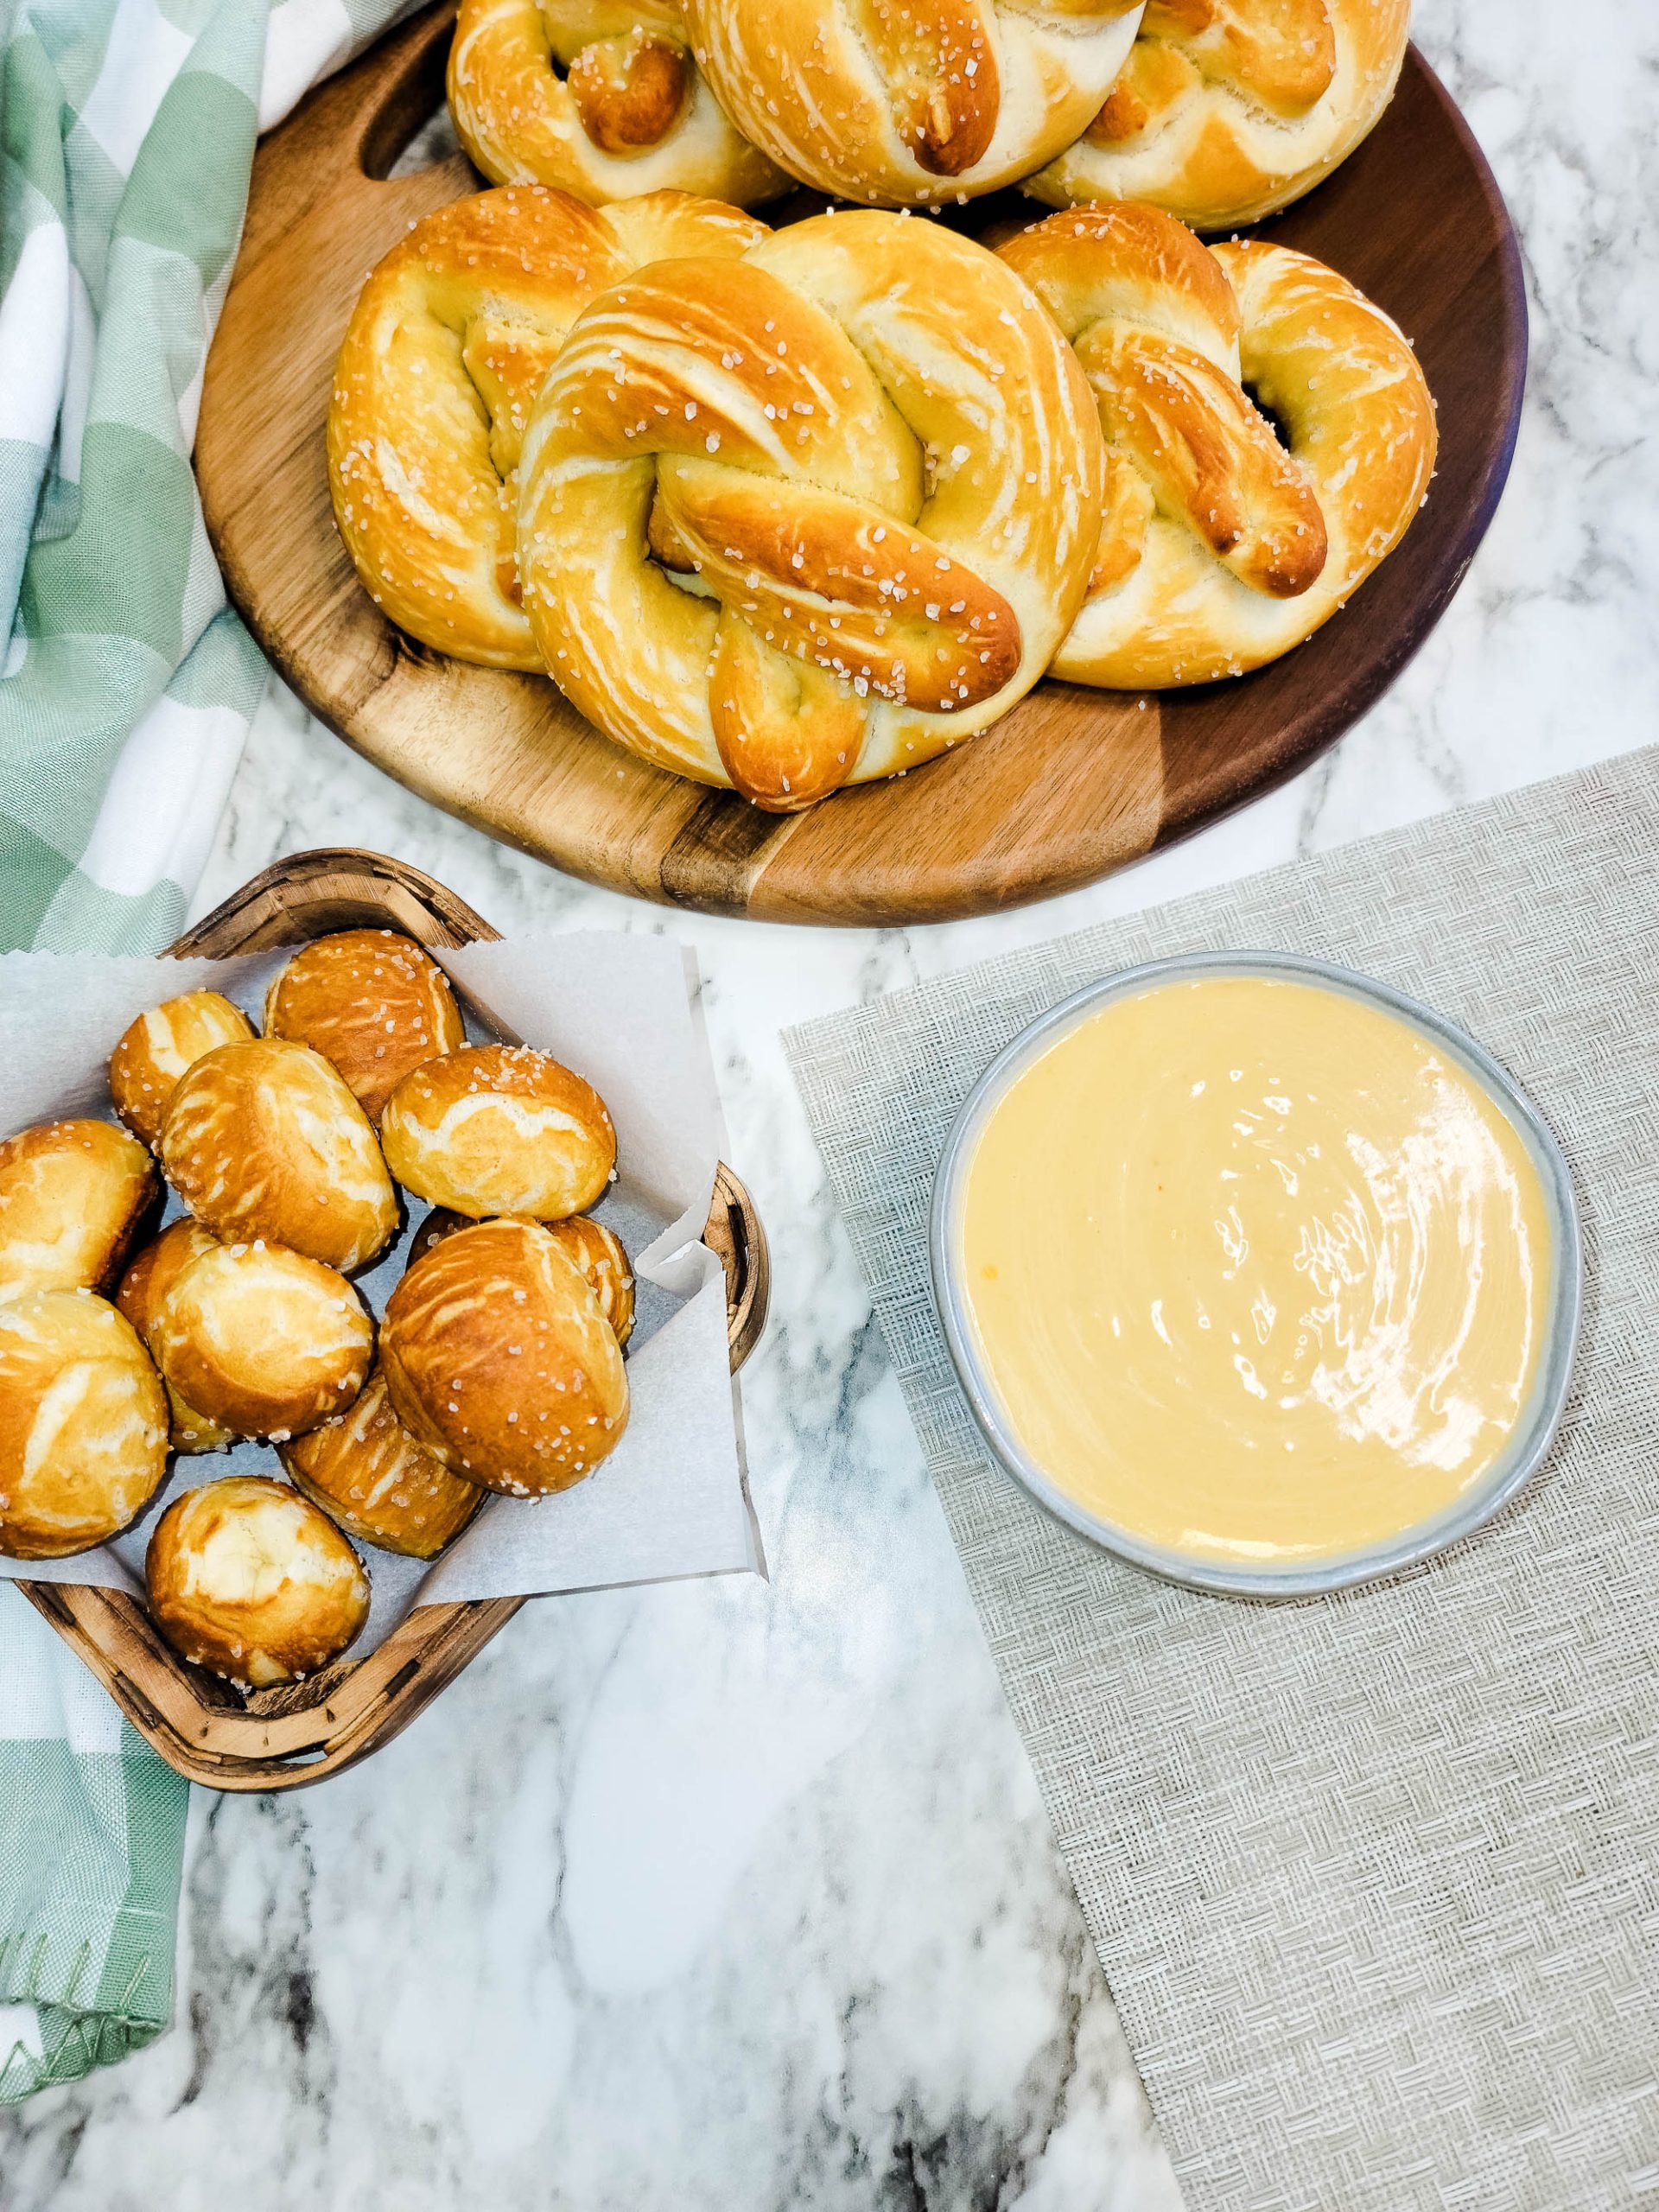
[0,931,763,1652]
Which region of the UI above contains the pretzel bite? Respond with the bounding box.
[543,1215,634,1345]
[115,1219,235,1454]
[264,931,465,1125]
[150,1239,373,1441]
[0,1119,158,1304]
[159,1037,398,1270]
[410,1206,634,1344]
[380,1045,615,1220]
[109,991,255,1148]
[145,1475,371,1688]
[0,1290,169,1560]
[382,1217,628,1495]
[280,1367,486,1560]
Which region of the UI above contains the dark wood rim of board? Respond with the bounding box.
[194,9,1528,925]
[17,848,770,1792]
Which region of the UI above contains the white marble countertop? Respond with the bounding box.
[3,2,1653,2202]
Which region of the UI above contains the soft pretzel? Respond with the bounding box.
[381,1044,616,1219]
[382,1218,628,1496]
[110,990,255,1149]
[264,930,465,1125]
[683,0,1145,206]
[543,1215,635,1344]
[449,0,788,207]
[517,211,1105,807]
[1030,0,1410,230]
[0,1119,157,1301]
[145,1477,371,1688]
[327,186,768,668]
[280,1367,487,1560]
[412,1205,636,1344]
[149,1239,374,1442]
[116,1219,237,1454]
[158,1037,398,1272]
[998,203,1435,687]
[0,1292,169,1561]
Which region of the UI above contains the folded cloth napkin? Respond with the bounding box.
[0,0,418,2103]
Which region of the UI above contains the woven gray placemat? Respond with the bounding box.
[786,747,1659,2212]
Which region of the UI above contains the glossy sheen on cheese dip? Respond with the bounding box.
[954,974,1554,1567]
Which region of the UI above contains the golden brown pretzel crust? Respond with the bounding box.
[327,185,768,670]
[999,202,1436,686]
[264,930,465,1127]
[151,1239,373,1442]
[405,1205,473,1268]
[0,1119,158,1304]
[0,1290,169,1561]
[518,211,1104,807]
[449,0,788,207]
[1030,0,1411,228]
[145,1476,371,1688]
[159,1038,398,1272]
[116,1219,236,1454]
[380,1045,617,1220]
[682,0,1144,205]
[410,1207,635,1344]
[280,1367,487,1560]
[382,1218,628,1496]
[544,1216,635,1345]
[110,991,255,1149]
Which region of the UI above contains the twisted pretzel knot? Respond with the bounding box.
[1000,201,1436,688]
[448,0,788,207]
[1030,0,1410,229]
[518,212,1104,807]
[327,187,766,669]
[681,0,1144,207]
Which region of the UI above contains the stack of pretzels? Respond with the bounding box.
[328,0,1435,811]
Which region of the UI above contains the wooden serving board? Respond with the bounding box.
[196,8,1525,927]
[19,849,769,1791]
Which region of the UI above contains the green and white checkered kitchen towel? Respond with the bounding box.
[0,0,416,2103]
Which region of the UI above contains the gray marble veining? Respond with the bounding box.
[3,1,1654,2202]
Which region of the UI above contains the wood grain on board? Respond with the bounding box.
[196,7,1525,926]
[19,850,769,1790]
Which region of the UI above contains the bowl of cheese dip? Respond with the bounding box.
[931,953,1581,1599]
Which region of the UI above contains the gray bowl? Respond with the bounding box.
[929,950,1583,1601]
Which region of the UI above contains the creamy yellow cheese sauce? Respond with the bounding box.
[956,975,1552,1567]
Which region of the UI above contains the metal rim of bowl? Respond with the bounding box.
[928,949,1585,1603]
